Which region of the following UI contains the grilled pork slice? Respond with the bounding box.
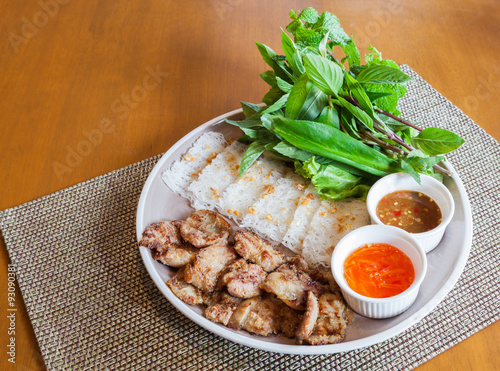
[184,240,238,293]
[301,293,354,345]
[178,209,232,248]
[278,304,303,338]
[285,255,309,272]
[295,291,319,343]
[221,259,267,299]
[233,230,284,272]
[308,267,341,296]
[139,221,182,253]
[228,295,282,336]
[259,263,328,310]
[152,243,198,268]
[166,267,204,306]
[204,291,242,326]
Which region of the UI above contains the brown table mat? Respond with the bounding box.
[1,66,499,370]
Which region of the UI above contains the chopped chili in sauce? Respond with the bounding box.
[344,243,415,298]
[376,190,442,233]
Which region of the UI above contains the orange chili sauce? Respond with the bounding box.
[343,243,415,298]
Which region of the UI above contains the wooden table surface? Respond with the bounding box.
[1,0,499,369]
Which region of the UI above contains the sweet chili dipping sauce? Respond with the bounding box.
[344,243,415,298]
[376,190,442,233]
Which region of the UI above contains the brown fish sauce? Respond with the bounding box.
[376,190,442,233]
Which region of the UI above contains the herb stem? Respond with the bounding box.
[343,95,454,177]
[327,50,342,66]
[342,95,413,151]
[375,108,423,132]
[360,131,403,155]
[359,128,452,176]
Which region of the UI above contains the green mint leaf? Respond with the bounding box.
[303,54,344,95]
[413,127,465,155]
[297,7,319,25]
[312,11,349,45]
[362,58,407,114]
[340,37,361,66]
[365,45,382,64]
[365,91,392,102]
[356,65,412,84]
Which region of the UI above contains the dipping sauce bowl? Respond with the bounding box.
[331,225,427,319]
[366,173,455,253]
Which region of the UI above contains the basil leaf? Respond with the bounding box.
[276,76,293,93]
[399,158,421,184]
[260,70,277,87]
[344,72,375,118]
[240,140,266,175]
[273,140,312,161]
[262,93,289,114]
[357,65,412,84]
[317,105,340,129]
[256,42,278,68]
[413,127,465,155]
[285,74,328,120]
[281,29,305,76]
[350,64,367,77]
[292,53,306,75]
[339,107,362,139]
[405,150,445,172]
[336,96,374,130]
[303,54,344,95]
[272,117,400,176]
[240,101,263,118]
[262,86,285,105]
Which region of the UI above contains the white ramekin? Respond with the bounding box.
[331,225,427,319]
[366,173,455,253]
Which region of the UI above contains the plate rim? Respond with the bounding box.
[136,108,473,355]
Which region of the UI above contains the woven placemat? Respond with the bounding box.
[1,66,499,370]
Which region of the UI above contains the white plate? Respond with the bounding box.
[136,108,473,355]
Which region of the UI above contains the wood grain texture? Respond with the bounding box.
[0,0,498,369]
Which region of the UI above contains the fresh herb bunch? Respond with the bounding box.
[226,7,464,201]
